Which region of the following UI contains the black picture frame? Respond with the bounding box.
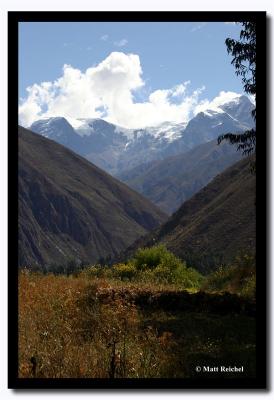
[8,10,267,390]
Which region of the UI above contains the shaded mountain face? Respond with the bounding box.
[122,156,256,273]
[118,139,243,214]
[18,126,167,268]
[30,95,254,176]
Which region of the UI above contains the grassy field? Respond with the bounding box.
[19,267,256,379]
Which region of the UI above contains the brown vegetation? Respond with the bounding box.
[19,271,175,378]
[19,265,256,379]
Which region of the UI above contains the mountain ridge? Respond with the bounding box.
[19,126,167,268]
[118,139,243,214]
[120,155,256,273]
[29,95,254,176]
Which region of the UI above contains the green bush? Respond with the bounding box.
[77,246,204,289]
[236,253,255,268]
[203,266,233,292]
[240,274,256,299]
[133,245,161,271]
[81,265,112,279]
[133,245,182,271]
[174,264,204,288]
[132,245,203,288]
[202,253,256,298]
[112,263,137,281]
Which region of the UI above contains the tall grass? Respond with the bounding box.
[18,250,256,378]
[19,271,175,378]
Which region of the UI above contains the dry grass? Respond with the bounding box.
[19,269,256,379]
[19,270,175,378]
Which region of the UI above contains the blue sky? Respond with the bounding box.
[19,21,244,128]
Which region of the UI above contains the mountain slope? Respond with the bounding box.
[118,139,242,214]
[122,156,256,273]
[18,126,167,268]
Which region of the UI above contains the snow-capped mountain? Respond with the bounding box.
[144,121,188,142]
[218,95,254,127]
[29,95,254,176]
[31,117,81,145]
[31,117,129,174]
[29,117,187,174]
[179,109,248,149]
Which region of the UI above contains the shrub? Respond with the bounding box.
[132,245,203,288]
[133,245,182,272]
[112,263,138,281]
[202,253,256,298]
[152,264,171,284]
[233,253,255,270]
[174,264,204,288]
[80,265,112,280]
[203,266,233,292]
[240,274,256,299]
[133,245,163,270]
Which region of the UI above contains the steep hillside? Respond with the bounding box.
[18,126,167,268]
[122,156,256,273]
[118,139,242,214]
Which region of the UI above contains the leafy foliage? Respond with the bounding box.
[202,253,256,299]
[131,245,203,287]
[113,262,138,281]
[218,22,256,156]
[133,245,180,271]
[44,258,84,276]
[226,22,256,100]
[80,246,203,288]
[218,129,256,157]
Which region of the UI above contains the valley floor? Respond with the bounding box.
[18,271,256,379]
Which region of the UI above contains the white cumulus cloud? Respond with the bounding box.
[19,52,241,129]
